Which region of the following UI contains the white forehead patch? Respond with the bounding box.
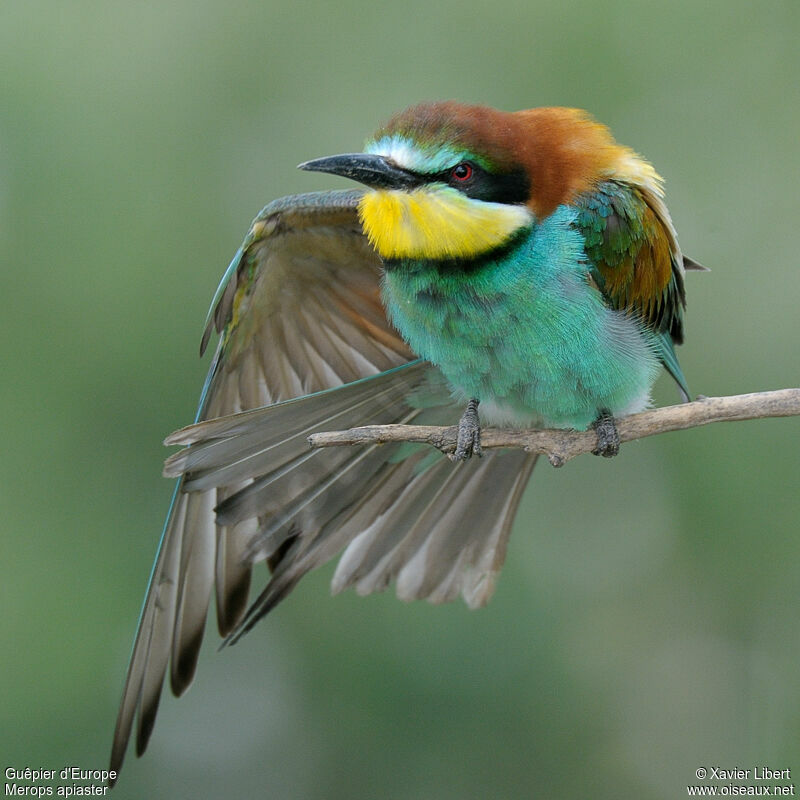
[366,137,421,169]
[365,135,466,174]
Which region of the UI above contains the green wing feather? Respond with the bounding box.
[575,179,692,400]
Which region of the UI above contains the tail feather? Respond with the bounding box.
[395,453,536,605]
[331,452,446,594]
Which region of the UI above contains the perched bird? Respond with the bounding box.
[110,102,704,781]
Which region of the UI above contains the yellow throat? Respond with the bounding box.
[357,185,532,260]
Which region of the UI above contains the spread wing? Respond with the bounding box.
[575,178,701,400]
[162,364,535,644]
[110,189,536,781]
[110,189,413,778]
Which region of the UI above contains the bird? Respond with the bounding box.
[109,101,705,781]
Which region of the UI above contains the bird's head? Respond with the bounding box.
[300,101,652,262]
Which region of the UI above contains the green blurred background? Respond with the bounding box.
[2,1,798,797]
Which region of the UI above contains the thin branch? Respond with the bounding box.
[308,388,800,467]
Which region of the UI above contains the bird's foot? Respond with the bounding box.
[592,409,620,458]
[451,398,482,461]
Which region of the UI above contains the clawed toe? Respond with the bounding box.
[452,398,482,461]
[592,409,620,458]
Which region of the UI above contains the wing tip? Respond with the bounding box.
[200,325,213,357]
[215,572,252,637]
[108,733,128,787]
[170,620,207,697]
[683,255,710,272]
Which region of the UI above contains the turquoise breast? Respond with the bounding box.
[381,205,662,430]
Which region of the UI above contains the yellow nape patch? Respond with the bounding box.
[611,149,665,196]
[357,186,532,260]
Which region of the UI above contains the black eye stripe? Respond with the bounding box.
[426,163,529,205]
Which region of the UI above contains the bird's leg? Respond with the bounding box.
[452,398,482,461]
[592,408,620,458]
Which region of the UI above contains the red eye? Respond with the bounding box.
[451,163,473,182]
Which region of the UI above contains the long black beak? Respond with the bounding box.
[298,153,421,190]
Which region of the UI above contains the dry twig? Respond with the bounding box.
[308,388,800,467]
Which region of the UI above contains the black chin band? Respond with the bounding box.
[382,225,533,274]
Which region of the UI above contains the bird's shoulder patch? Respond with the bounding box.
[574,178,686,343]
[200,190,368,356]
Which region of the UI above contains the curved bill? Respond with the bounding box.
[298,153,421,190]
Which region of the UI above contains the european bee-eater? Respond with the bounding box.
[110,101,704,780]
